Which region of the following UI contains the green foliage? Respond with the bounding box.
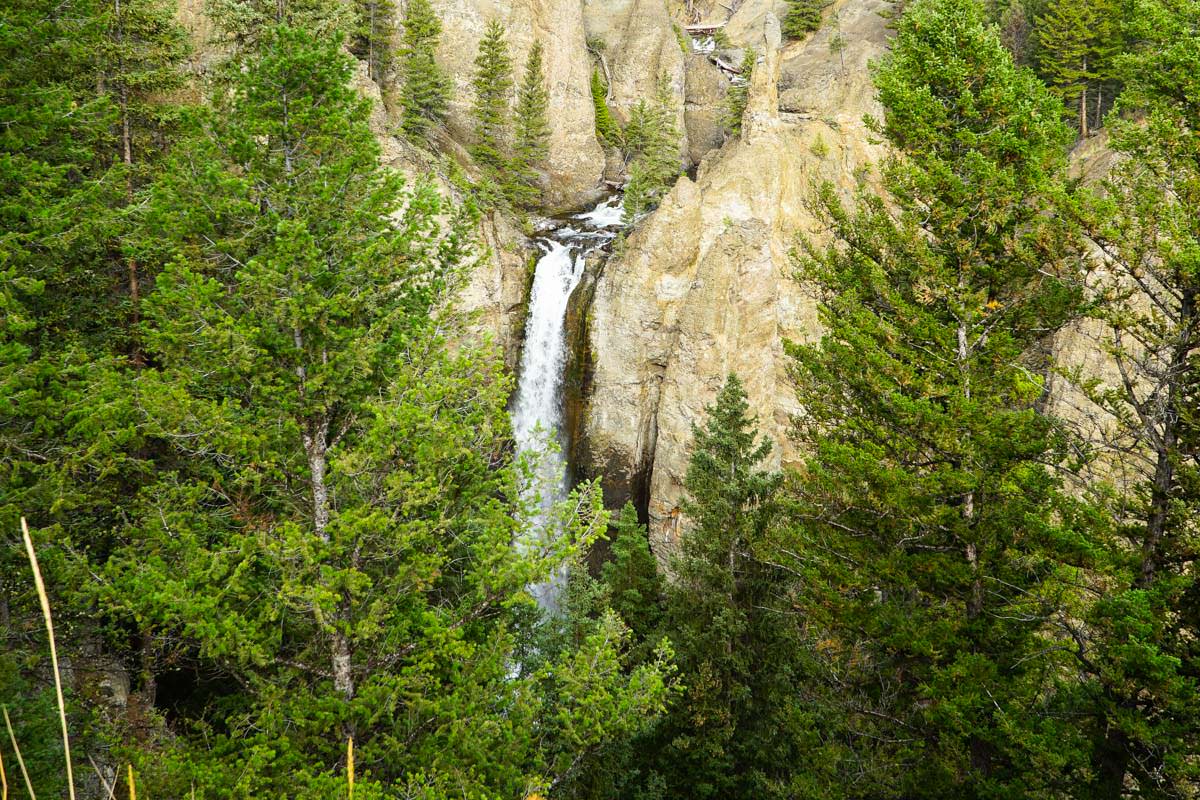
[782,0,825,39]
[784,0,1095,795]
[398,0,451,140]
[470,20,514,174]
[1058,0,1200,792]
[621,74,681,224]
[1033,0,1119,135]
[511,41,551,207]
[351,0,397,84]
[207,0,350,45]
[590,68,622,148]
[723,49,756,137]
[602,503,666,644]
[720,48,748,136]
[600,377,823,800]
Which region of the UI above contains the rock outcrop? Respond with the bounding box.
[578,0,891,562]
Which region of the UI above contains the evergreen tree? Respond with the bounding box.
[785,0,1093,795]
[398,0,451,140]
[352,0,397,84]
[1062,0,1200,792]
[96,0,189,361]
[724,48,756,137]
[511,40,551,207]
[782,0,824,39]
[470,20,513,174]
[1034,0,1119,136]
[590,68,622,148]
[621,74,681,224]
[635,376,817,799]
[53,22,675,796]
[601,502,665,644]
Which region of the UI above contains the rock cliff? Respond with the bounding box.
[577,0,891,561]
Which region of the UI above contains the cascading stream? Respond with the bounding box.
[511,194,623,611]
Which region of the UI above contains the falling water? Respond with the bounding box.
[511,194,622,611]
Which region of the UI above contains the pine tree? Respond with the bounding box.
[630,376,820,799]
[1062,0,1200,792]
[511,40,551,207]
[782,0,824,39]
[352,0,397,84]
[96,0,189,361]
[621,74,681,224]
[1035,0,1096,134]
[601,502,665,643]
[72,22,675,795]
[786,0,1093,795]
[590,68,622,148]
[1034,0,1120,136]
[399,0,451,140]
[470,20,513,174]
[724,48,755,137]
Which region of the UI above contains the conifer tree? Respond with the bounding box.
[470,20,513,174]
[511,40,551,207]
[627,376,818,799]
[96,0,189,360]
[601,502,665,643]
[724,48,755,137]
[1062,0,1200,792]
[1034,0,1119,136]
[621,74,681,223]
[79,22,673,795]
[352,0,397,84]
[786,0,1092,794]
[591,68,622,148]
[398,0,451,139]
[782,0,824,39]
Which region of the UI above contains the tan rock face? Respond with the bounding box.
[579,0,891,563]
[683,53,729,164]
[428,0,605,211]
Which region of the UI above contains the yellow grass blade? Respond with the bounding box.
[0,720,8,800]
[127,764,137,800]
[347,736,354,800]
[2,707,35,800]
[21,518,75,800]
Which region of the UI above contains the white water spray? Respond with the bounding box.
[511,195,622,611]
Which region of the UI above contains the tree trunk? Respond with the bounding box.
[1138,285,1196,588]
[957,315,983,620]
[115,0,142,367]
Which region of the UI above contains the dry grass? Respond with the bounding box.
[2,707,34,799]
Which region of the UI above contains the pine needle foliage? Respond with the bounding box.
[470,20,513,174]
[784,0,1096,794]
[398,0,451,140]
[510,41,551,207]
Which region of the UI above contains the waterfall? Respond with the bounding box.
[511,195,622,611]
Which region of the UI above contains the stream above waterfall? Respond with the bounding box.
[511,194,623,611]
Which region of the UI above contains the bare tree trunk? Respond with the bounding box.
[1079,61,1089,138]
[1138,286,1196,588]
[114,0,142,367]
[957,313,983,620]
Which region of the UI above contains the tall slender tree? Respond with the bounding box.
[512,40,551,206]
[398,0,451,139]
[622,74,681,223]
[470,20,514,174]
